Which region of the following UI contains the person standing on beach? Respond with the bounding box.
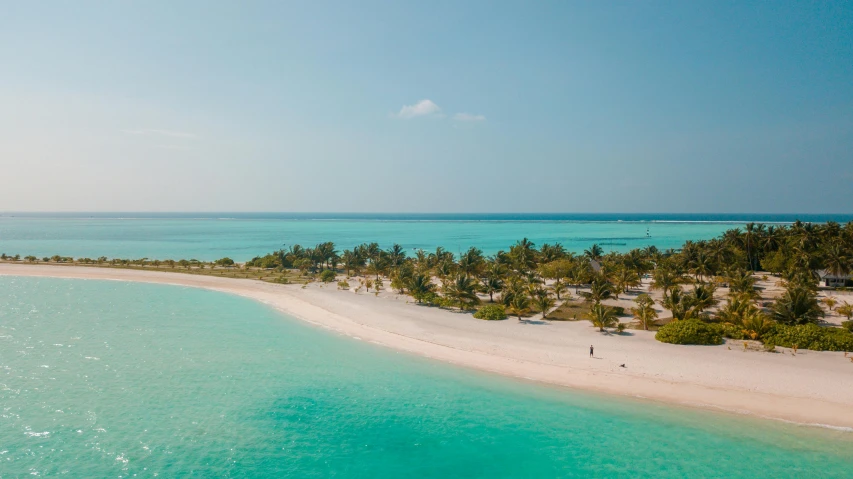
[589,345,594,358]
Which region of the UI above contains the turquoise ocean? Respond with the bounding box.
[1,213,852,262]
[3,213,853,477]
[1,277,852,478]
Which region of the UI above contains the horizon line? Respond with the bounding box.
[2,211,852,217]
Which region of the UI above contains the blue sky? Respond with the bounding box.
[1,1,851,213]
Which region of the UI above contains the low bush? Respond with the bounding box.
[842,321,853,333]
[319,269,336,283]
[215,257,235,267]
[473,304,507,320]
[721,323,747,340]
[655,319,724,345]
[337,280,351,290]
[611,306,626,316]
[421,292,456,308]
[762,323,853,352]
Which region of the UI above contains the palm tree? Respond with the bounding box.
[686,284,718,318]
[509,238,537,273]
[716,294,756,325]
[726,269,759,300]
[588,303,618,332]
[740,310,774,340]
[533,289,555,320]
[316,242,338,269]
[390,262,414,293]
[568,262,593,294]
[407,274,435,303]
[434,259,457,287]
[551,279,568,301]
[623,249,652,277]
[480,276,504,302]
[428,246,454,269]
[539,243,567,263]
[632,300,659,331]
[823,242,850,281]
[508,293,531,322]
[387,244,407,270]
[581,278,612,304]
[690,252,714,282]
[444,275,481,310]
[661,287,689,321]
[341,250,364,276]
[650,265,684,299]
[744,222,758,271]
[837,302,853,321]
[584,244,604,261]
[612,266,641,299]
[771,286,825,325]
[458,247,485,278]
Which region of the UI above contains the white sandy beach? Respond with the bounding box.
[2,263,852,429]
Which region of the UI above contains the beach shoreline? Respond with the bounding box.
[2,262,852,430]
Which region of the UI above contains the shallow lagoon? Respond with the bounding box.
[1,277,851,477]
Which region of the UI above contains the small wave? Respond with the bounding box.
[25,431,50,437]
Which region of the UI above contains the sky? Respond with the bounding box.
[1,1,851,213]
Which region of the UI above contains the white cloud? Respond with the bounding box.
[453,113,486,122]
[394,99,442,119]
[122,128,198,139]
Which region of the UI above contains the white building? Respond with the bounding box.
[818,270,851,287]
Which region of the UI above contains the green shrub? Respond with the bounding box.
[337,280,350,290]
[473,304,507,320]
[842,321,853,333]
[319,270,336,283]
[215,257,235,267]
[422,293,455,308]
[721,323,747,340]
[762,324,853,352]
[612,306,626,316]
[655,319,723,345]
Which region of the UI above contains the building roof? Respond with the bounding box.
[817,270,852,280]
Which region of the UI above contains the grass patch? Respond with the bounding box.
[547,300,590,321]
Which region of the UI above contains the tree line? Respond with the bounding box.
[244,221,853,336]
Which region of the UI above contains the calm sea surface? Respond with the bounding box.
[2,213,851,261]
[1,277,851,477]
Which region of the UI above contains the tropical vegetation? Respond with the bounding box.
[4,220,853,350]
